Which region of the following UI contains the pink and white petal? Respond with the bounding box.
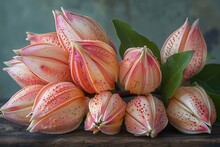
[167,99,211,134]
[53,10,81,53]
[26,32,63,48]
[161,18,190,63]
[61,7,109,44]
[0,85,43,112]
[14,43,68,64]
[3,63,47,87]
[1,107,32,126]
[183,19,207,79]
[16,56,72,83]
[29,98,88,134]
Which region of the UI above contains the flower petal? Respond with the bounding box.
[183,19,207,79]
[15,56,72,82]
[26,32,63,48]
[14,43,68,64]
[3,63,47,87]
[161,18,190,63]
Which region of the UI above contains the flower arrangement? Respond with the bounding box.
[1,7,220,137]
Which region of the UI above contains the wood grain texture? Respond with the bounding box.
[1,104,220,147]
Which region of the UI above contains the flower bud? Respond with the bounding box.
[27,82,89,134]
[13,43,71,83]
[125,95,168,138]
[120,46,161,95]
[0,85,44,125]
[161,19,207,79]
[84,91,126,135]
[167,86,216,134]
[53,8,109,53]
[70,40,119,93]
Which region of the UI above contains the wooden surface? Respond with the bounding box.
[1,105,220,147]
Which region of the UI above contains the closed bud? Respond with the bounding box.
[0,85,44,125]
[120,46,161,95]
[125,95,168,138]
[27,82,89,134]
[167,86,216,134]
[161,18,207,79]
[84,91,126,135]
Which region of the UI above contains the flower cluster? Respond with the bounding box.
[1,8,217,137]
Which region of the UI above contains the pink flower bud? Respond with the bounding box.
[161,19,207,79]
[27,82,89,134]
[53,8,110,53]
[120,46,161,95]
[84,91,126,135]
[13,43,72,83]
[125,95,168,138]
[167,86,216,134]
[0,85,44,125]
[70,40,119,93]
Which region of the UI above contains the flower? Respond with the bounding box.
[125,95,168,138]
[84,91,126,135]
[12,43,72,83]
[167,86,216,134]
[0,85,44,125]
[70,40,119,93]
[120,46,161,95]
[27,82,89,134]
[53,7,109,53]
[161,19,207,79]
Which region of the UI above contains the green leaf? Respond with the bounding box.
[206,53,216,63]
[112,19,161,62]
[191,64,220,122]
[191,64,220,96]
[161,50,194,104]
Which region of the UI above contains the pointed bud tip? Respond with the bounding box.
[26,32,35,41]
[52,10,62,17]
[26,125,32,131]
[3,61,11,66]
[2,67,9,72]
[60,7,65,12]
[13,49,20,54]
[191,19,200,28]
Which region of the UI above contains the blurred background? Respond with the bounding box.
[0,0,220,100]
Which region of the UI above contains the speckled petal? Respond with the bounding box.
[61,7,109,44]
[183,19,207,79]
[125,95,168,138]
[53,10,81,53]
[167,99,210,134]
[26,32,63,48]
[15,56,71,82]
[29,98,88,134]
[3,63,47,87]
[30,82,83,120]
[161,18,190,63]
[14,43,68,64]
[167,86,216,134]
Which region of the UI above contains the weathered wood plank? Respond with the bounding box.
[1,102,220,147]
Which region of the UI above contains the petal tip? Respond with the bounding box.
[13,49,20,54]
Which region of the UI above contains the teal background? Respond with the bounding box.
[0,0,220,99]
